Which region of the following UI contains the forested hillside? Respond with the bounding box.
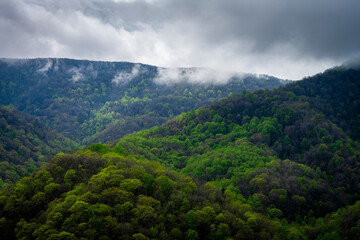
[113,67,360,238]
[1,143,360,240]
[0,146,281,240]
[0,58,286,189]
[0,106,79,186]
[1,62,360,239]
[284,68,360,140]
[0,58,286,145]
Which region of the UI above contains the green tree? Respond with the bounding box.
[185,229,199,240]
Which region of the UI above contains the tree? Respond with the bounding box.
[64,169,76,189]
[186,210,197,230]
[185,229,199,240]
[133,233,149,240]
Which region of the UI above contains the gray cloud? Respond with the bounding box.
[1,0,359,79]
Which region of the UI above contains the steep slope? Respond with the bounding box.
[116,67,360,223]
[284,67,360,140]
[0,106,79,186]
[0,58,287,144]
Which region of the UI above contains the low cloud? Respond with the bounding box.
[155,67,241,85]
[37,59,53,74]
[112,64,142,85]
[68,67,84,82]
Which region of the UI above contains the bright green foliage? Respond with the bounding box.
[0,148,280,240]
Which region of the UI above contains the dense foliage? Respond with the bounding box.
[0,58,286,145]
[284,68,360,140]
[0,147,285,240]
[0,106,79,186]
[114,67,360,238]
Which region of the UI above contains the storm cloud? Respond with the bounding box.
[1,0,359,79]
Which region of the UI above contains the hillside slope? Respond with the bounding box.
[0,58,287,144]
[0,147,281,240]
[0,106,79,186]
[284,67,360,140]
[114,67,360,235]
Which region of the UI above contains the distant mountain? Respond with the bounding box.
[0,106,79,186]
[0,66,359,239]
[0,58,288,145]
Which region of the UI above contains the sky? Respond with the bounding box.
[1,0,360,80]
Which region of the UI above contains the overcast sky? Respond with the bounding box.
[1,0,360,79]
